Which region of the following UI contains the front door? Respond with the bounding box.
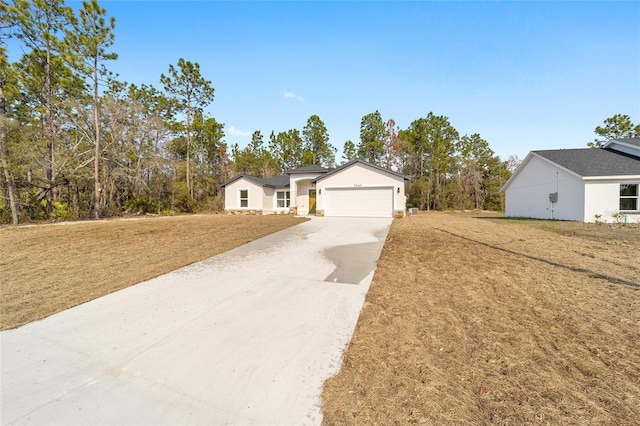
[308,189,317,214]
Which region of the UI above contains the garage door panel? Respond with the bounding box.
[325,187,393,217]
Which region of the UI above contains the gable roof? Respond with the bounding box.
[533,148,640,177]
[221,173,290,188]
[284,164,328,174]
[502,146,640,192]
[312,159,409,183]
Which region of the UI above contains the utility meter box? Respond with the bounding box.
[549,192,558,203]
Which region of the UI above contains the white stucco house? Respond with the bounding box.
[502,138,640,223]
[222,159,409,218]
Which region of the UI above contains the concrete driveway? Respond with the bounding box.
[1,217,392,426]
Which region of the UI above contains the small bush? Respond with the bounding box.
[27,199,48,221]
[0,206,12,224]
[172,183,196,213]
[202,195,225,212]
[123,198,159,214]
[48,201,76,221]
[611,212,624,226]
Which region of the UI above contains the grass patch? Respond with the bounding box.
[1,214,307,330]
[476,214,640,242]
[322,211,640,424]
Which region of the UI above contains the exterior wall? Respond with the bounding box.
[289,174,322,215]
[584,179,640,223]
[267,188,296,215]
[505,156,585,221]
[224,179,265,212]
[295,182,313,215]
[263,187,275,214]
[315,163,406,215]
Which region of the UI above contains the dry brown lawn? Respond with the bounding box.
[3,211,639,424]
[1,214,306,330]
[322,212,640,425]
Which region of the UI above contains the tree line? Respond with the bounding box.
[1,0,520,224]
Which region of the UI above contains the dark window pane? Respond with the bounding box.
[240,190,248,208]
[620,198,638,211]
[620,184,638,196]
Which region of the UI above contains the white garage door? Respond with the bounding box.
[325,187,393,217]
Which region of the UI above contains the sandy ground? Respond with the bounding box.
[322,212,640,425]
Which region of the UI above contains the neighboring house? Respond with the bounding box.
[222,159,409,218]
[502,138,640,223]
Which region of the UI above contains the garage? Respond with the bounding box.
[324,186,394,217]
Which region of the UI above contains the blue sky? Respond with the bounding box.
[13,1,640,161]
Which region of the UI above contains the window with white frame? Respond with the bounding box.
[239,189,249,208]
[276,191,290,208]
[620,184,639,211]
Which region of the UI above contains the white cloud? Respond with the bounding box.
[226,126,252,137]
[284,91,305,102]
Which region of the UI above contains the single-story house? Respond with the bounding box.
[501,138,640,223]
[222,159,409,218]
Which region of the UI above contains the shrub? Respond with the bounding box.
[202,195,225,212]
[611,212,624,226]
[0,206,11,224]
[123,198,159,214]
[172,182,196,213]
[49,201,76,221]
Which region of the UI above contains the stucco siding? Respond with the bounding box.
[289,174,322,215]
[263,187,275,214]
[584,180,640,223]
[584,182,620,223]
[295,182,314,215]
[505,156,584,220]
[224,180,264,211]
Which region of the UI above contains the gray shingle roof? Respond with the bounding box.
[533,148,640,177]
[312,159,409,183]
[284,165,328,174]
[221,173,289,188]
[263,174,290,188]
